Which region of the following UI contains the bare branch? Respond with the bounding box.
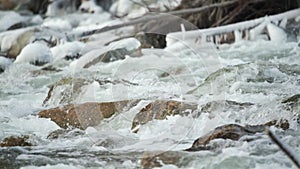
[266,128,300,168]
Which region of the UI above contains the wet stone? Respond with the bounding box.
[0,135,32,147]
[186,119,289,151]
[47,128,85,139]
[131,100,198,133]
[39,100,140,129]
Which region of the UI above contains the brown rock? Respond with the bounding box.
[0,135,32,147]
[39,100,140,129]
[131,100,198,133]
[141,151,182,169]
[186,119,289,151]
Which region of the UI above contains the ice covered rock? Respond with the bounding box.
[79,0,103,14]
[110,0,133,17]
[38,100,138,129]
[51,41,84,60]
[45,0,80,16]
[0,27,36,58]
[131,100,198,133]
[42,77,93,107]
[0,11,27,32]
[0,56,12,73]
[42,18,72,31]
[15,42,53,65]
[267,23,287,42]
[70,37,141,69]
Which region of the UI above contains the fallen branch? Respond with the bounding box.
[76,0,264,38]
[266,128,300,168]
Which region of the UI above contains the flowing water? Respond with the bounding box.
[0,12,300,169]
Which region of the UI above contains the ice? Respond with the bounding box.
[267,23,287,42]
[70,37,140,69]
[0,56,12,71]
[167,8,300,46]
[15,42,53,64]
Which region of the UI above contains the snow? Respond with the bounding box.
[15,42,53,64]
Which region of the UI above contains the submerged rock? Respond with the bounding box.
[141,151,183,169]
[47,128,85,139]
[42,77,91,106]
[131,100,198,133]
[186,119,289,151]
[43,77,138,107]
[200,100,254,114]
[0,135,32,147]
[39,100,139,129]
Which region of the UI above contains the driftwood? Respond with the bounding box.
[75,0,267,38]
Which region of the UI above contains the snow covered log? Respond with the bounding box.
[166,8,300,45]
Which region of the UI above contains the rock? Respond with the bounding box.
[39,100,139,129]
[186,119,289,151]
[282,94,300,124]
[42,77,137,107]
[47,128,85,139]
[0,11,27,32]
[131,100,198,133]
[42,77,90,106]
[141,151,182,169]
[135,32,166,49]
[15,42,53,66]
[199,100,254,114]
[0,28,36,59]
[83,47,135,68]
[71,37,141,69]
[0,135,32,147]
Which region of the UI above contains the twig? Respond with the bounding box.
[266,128,300,168]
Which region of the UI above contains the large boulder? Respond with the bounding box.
[131,100,198,133]
[39,100,139,129]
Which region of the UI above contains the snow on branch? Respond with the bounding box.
[166,8,300,45]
